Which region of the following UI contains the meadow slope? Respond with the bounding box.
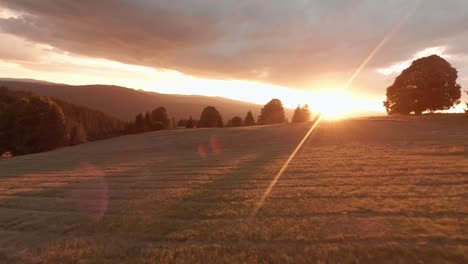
[0,114,467,263]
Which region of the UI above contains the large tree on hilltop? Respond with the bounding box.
[384,55,461,115]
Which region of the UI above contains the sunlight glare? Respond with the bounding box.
[313,91,351,120]
[0,7,21,19]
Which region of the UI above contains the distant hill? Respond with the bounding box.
[0,78,53,84]
[0,79,291,121]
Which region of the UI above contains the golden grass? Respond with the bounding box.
[0,114,467,263]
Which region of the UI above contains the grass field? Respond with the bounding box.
[0,114,467,263]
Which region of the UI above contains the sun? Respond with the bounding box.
[319,106,349,120]
[313,90,354,120]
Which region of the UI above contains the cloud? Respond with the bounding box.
[377,46,448,75]
[0,0,467,93]
[0,6,20,19]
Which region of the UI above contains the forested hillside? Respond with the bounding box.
[0,87,124,155]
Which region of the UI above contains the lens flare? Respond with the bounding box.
[210,135,221,155]
[250,116,322,217]
[66,162,108,223]
[198,144,207,158]
[250,1,422,217]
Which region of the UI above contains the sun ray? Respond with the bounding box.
[343,0,422,91]
[250,115,322,218]
[249,1,422,218]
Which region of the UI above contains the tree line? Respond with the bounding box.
[1,86,315,157]
[127,107,173,133]
[128,99,313,131]
[0,87,125,156]
[2,54,465,158]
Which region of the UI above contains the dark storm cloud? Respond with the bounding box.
[0,0,467,90]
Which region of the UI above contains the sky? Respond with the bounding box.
[0,0,467,118]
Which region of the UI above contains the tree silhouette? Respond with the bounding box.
[465,91,468,113]
[292,104,311,123]
[229,116,243,127]
[32,96,69,153]
[144,112,152,131]
[384,55,462,115]
[186,116,195,129]
[258,99,285,125]
[244,110,255,126]
[198,106,223,128]
[4,96,69,155]
[57,99,124,140]
[69,124,87,146]
[151,107,170,129]
[135,113,145,132]
[0,87,126,155]
[170,117,176,129]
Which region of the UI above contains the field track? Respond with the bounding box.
[0,114,467,263]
